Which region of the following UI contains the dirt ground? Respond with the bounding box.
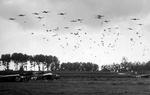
[0,78,150,95]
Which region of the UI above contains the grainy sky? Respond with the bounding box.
[0,0,150,66]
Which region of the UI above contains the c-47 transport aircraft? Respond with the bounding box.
[0,71,60,82]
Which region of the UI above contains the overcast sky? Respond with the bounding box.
[1,0,150,66]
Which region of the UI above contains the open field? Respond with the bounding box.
[1,78,150,95]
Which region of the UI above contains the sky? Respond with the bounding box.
[1,0,150,66]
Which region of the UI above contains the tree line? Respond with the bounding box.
[60,62,99,71]
[2,53,150,73]
[101,57,150,74]
[0,53,99,72]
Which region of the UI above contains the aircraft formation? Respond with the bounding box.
[8,9,148,57]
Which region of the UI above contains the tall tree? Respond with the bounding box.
[28,55,36,71]
[21,54,29,70]
[0,54,11,70]
[51,56,60,71]
[60,63,66,71]
[92,64,99,71]
[11,53,27,70]
[34,54,45,71]
[45,55,53,71]
[11,53,20,70]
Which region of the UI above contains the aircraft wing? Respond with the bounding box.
[0,74,20,78]
[136,74,150,78]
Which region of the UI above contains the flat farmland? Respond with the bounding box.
[1,78,150,95]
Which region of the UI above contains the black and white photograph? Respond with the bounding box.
[0,0,150,95]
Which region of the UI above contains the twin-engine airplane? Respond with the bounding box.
[0,71,60,82]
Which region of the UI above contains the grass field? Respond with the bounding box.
[1,78,150,95]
